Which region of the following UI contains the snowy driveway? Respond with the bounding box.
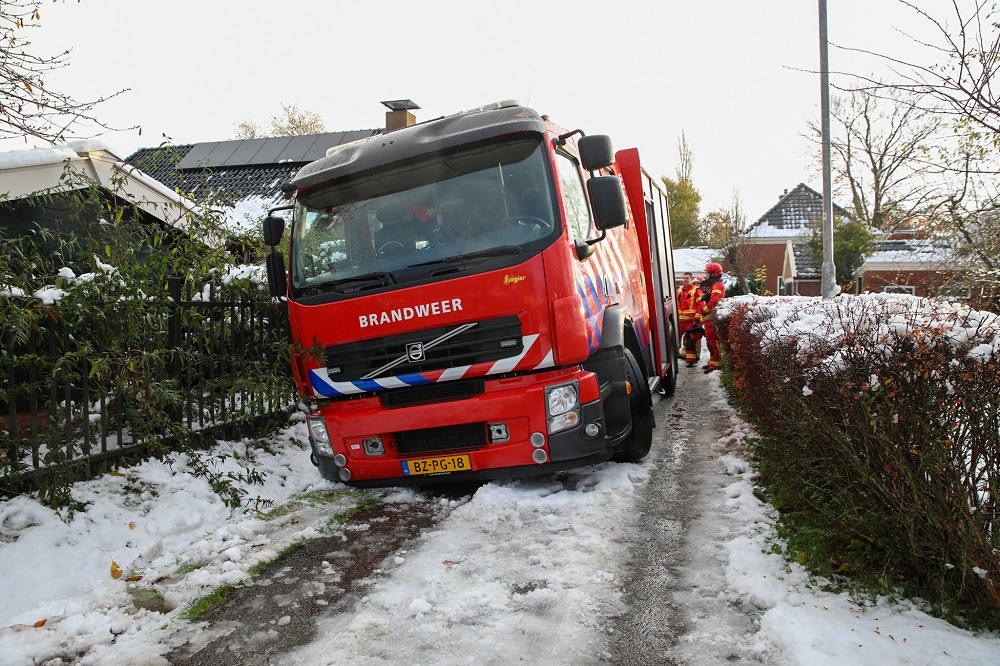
[175,369,768,666]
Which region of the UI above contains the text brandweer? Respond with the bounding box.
[359,299,463,328]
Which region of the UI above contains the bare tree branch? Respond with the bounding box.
[806,87,942,230]
[834,0,1000,136]
[0,1,132,143]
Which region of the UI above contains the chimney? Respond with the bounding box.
[381,99,420,132]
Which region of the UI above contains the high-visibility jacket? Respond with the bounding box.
[697,276,726,320]
[676,284,700,322]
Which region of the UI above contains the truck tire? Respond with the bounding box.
[613,348,654,463]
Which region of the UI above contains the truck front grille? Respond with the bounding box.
[394,422,486,456]
[324,316,522,382]
[381,379,484,408]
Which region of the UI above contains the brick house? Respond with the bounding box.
[856,231,959,298]
[735,183,962,300]
[737,182,849,296]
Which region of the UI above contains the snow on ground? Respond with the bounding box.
[1,385,998,664]
[281,464,646,666]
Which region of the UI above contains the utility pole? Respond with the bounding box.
[819,0,836,299]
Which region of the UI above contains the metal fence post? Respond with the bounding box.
[167,277,183,423]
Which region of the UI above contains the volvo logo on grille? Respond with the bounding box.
[406,342,425,362]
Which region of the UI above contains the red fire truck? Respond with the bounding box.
[263,101,679,486]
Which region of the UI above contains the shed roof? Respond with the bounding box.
[0,141,201,231]
[672,247,719,275]
[862,237,954,270]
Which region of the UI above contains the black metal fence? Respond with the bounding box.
[1,279,295,493]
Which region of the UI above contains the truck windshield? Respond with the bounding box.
[290,137,557,295]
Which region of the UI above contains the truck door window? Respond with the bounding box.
[555,153,593,241]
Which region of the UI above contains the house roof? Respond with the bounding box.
[862,237,954,271]
[746,183,850,240]
[791,242,821,280]
[672,247,719,276]
[0,141,201,231]
[124,130,381,232]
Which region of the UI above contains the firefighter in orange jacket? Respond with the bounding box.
[675,272,700,360]
[699,262,726,373]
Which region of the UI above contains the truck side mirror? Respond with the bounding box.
[266,250,287,298]
[263,215,285,247]
[588,176,628,231]
[579,135,614,171]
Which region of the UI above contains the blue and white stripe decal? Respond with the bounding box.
[308,370,434,397]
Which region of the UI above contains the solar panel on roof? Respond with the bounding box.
[250,136,293,164]
[303,132,347,162]
[227,138,269,165]
[175,130,381,171]
[200,142,240,168]
[276,135,320,163]
[178,143,217,170]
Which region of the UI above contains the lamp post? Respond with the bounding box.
[819,0,837,299]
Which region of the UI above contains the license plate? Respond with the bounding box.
[401,454,472,476]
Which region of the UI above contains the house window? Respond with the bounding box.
[777,277,785,295]
[883,284,915,295]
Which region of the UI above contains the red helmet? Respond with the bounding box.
[704,262,723,278]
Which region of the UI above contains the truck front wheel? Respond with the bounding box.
[612,349,653,463]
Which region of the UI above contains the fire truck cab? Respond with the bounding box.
[263,101,678,486]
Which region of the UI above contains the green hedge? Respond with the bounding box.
[717,294,1000,627]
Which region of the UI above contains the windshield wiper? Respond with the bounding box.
[302,271,395,296]
[412,245,523,269]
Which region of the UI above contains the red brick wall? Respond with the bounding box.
[861,270,955,298]
[727,243,786,295]
[795,280,822,296]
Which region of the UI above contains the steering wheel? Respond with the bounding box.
[377,240,406,257]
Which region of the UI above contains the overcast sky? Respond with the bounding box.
[3,0,949,221]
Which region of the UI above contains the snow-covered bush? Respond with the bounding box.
[717,293,1000,628]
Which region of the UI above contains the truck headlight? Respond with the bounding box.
[307,415,332,449]
[546,381,580,434]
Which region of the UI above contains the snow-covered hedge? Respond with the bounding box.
[716,293,1000,627]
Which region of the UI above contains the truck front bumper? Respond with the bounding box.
[308,369,615,486]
